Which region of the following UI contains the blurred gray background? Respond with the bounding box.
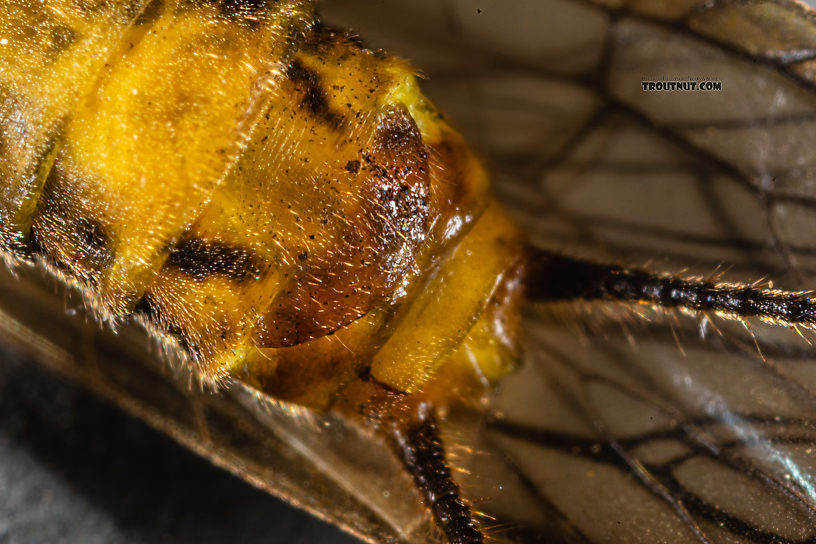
[0,353,358,544]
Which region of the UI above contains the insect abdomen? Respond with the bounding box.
[1,0,523,407]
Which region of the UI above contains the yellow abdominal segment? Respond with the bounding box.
[0,0,154,251]
[0,0,523,409]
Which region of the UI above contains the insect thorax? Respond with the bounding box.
[0,0,523,409]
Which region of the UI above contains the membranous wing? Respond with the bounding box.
[0,259,444,544]
[322,0,816,542]
[5,1,816,544]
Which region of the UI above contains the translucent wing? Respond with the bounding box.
[319,0,816,542]
[7,1,816,543]
[0,264,372,543]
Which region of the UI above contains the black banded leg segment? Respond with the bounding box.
[527,249,816,326]
[388,414,484,544]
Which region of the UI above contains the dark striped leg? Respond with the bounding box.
[527,249,816,326]
[388,413,483,544]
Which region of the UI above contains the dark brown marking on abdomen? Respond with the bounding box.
[285,58,344,129]
[133,0,165,25]
[27,168,116,282]
[132,293,196,355]
[166,238,263,282]
[74,217,113,268]
[49,25,78,53]
[133,293,158,321]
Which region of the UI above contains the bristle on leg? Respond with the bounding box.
[388,408,484,544]
[527,249,816,329]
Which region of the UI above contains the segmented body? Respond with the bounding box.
[0,0,524,413]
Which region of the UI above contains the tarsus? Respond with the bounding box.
[389,411,484,544]
[527,249,816,327]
